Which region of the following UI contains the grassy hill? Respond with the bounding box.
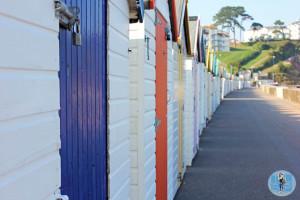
[218,40,300,84]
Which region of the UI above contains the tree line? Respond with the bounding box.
[213,6,287,46]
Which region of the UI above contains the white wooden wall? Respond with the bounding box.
[183,58,194,166]
[107,1,130,200]
[167,37,176,200]
[192,65,198,154]
[128,10,156,200]
[199,64,206,131]
[176,46,186,184]
[0,1,61,200]
[217,77,221,107]
[207,73,213,120]
[221,78,226,99]
[171,43,180,193]
[142,12,156,200]
[212,77,217,113]
[205,72,209,121]
[203,70,208,124]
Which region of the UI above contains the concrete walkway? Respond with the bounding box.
[175,88,300,200]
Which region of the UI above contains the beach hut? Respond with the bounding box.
[128,2,157,200]
[0,1,147,200]
[0,1,61,199]
[196,27,207,136]
[59,0,148,199]
[154,2,176,199]
[182,16,203,166]
[129,1,176,200]
[172,2,191,187]
[57,0,111,199]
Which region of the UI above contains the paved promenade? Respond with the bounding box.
[175,88,300,200]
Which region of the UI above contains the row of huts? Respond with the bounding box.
[0,1,244,200]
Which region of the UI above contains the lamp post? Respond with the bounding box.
[272,55,276,82]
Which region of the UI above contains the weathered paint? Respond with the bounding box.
[0,1,60,199]
[155,10,168,200]
[59,0,107,199]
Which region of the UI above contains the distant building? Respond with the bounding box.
[244,26,290,42]
[288,20,300,40]
[203,25,230,52]
[244,20,300,42]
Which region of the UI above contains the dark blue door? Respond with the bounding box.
[59,0,107,199]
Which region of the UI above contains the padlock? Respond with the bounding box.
[72,20,82,46]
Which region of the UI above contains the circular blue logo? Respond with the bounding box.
[268,170,296,197]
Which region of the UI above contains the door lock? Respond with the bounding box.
[55,0,81,46]
[72,20,82,46]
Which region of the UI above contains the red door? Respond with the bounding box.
[155,11,168,200]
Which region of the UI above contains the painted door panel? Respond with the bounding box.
[155,11,168,200]
[59,0,107,199]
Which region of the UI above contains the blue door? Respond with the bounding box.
[59,0,107,199]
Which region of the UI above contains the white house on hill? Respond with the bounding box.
[244,20,300,42]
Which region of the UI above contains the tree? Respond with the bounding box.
[274,20,286,39]
[251,22,263,30]
[250,22,263,41]
[274,20,284,26]
[213,6,248,47]
[240,13,254,41]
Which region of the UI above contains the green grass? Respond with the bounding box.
[218,49,259,71]
[219,50,254,64]
[243,51,272,69]
[218,40,300,74]
[262,61,290,73]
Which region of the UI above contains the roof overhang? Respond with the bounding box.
[188,16,200,57]
[169,0,186,42]
[128,0,155,23]
[183,6,192,55]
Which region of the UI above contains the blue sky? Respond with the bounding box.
[188,0,300,30]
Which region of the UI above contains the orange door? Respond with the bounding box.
[155,11,168,200]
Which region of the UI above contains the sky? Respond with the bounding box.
[188,0,300,30]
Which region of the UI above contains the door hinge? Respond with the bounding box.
[154,117,161,130]
[54,0,79,30]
